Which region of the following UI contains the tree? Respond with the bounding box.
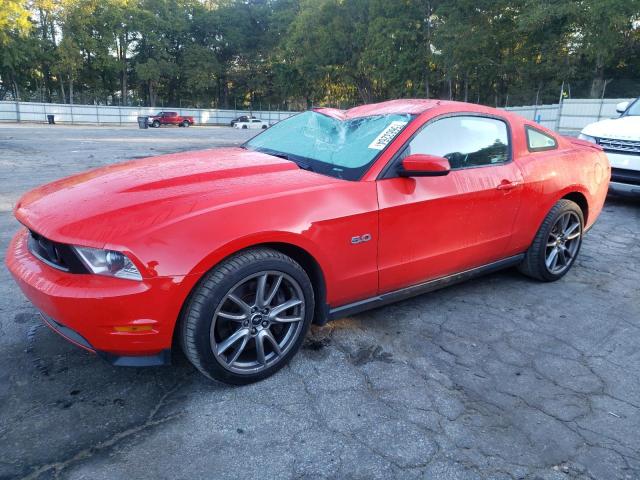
[100,0,138,104]
[2,0,639,108]
[0,0,30,44]
[0,0,31,99]
[573,0,640,98]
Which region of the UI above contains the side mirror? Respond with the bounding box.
[400,154,451,177]
[616,101,629,114]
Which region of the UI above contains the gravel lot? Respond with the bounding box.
[1,124,639,480]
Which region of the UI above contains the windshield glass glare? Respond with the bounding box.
[245,111,414,180]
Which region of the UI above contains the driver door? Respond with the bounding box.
[376,114,524,293]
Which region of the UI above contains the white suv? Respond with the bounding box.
[579,98,640,195]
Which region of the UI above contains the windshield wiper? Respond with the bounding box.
[270,152,291,161]
[255,147,290,160]
[256,148,315,172]
[296,162,314,172]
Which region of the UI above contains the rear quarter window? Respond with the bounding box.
[526,126,558,152]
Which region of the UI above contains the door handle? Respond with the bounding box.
[496,180,522,191]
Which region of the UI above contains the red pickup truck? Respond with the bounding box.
[149,111,195,128]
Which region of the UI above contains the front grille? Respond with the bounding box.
[598,137,640,155]
[611,167,640,186]
[27,231,88,273]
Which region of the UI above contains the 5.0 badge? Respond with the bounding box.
[351,233,372,244]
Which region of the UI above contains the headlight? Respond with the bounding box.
[578,133,597,144]
[73,246,142,280]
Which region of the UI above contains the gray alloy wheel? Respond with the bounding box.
[210,271,305,374]
[152,120,160,128]
[180,247,314,384]
[545,211,582,275]
[182,120,190,127]
[518,199,584,282]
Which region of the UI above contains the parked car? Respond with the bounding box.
[7,99,609,384]
[230,115,256,127]
[148,111,195,128]
[579,98,640,195]
[234,118,269,129]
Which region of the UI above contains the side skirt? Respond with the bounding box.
[327,254,525,321]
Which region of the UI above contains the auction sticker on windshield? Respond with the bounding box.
[368,121,409,150]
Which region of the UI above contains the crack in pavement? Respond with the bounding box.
[18,379,190,480]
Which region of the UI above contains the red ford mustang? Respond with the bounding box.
[6,100,609,384]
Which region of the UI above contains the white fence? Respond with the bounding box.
[505,98,633,134]
[0,101,297,126]
[0,98,634,133]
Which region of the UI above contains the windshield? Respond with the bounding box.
[244,110,414,180]
[625,98,640,116]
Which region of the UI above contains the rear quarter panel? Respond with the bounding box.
[507,131,609,255]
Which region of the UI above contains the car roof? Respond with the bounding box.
[314,99,457,119]
[313,99,518,120]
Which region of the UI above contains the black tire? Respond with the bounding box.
[518,199,584,282]
[180,248,315,384]
[152,120,160,128]
[182,120,190,127]
[261,125,267,129]
[241,125,247,129]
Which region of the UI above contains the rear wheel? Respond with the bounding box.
[181,120,190,127]
[519,199,584,281]
[180,248,314,384]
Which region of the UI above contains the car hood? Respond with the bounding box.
[582,115,640,141]
[15,147,339,248]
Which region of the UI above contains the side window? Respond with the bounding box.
[526,126,557,152]
[402,116,509,169]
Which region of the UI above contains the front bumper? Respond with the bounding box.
[609,181,640,196]
[605,152,640,196]
[6,228,196,365]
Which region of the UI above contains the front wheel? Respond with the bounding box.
[152,120,160,128]
[519,199,584,281]
[180,248,315,384]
